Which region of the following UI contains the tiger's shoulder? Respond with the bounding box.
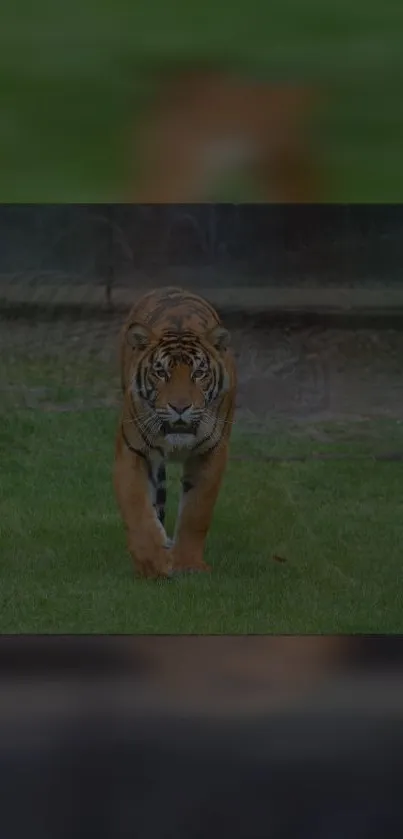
[123,286,223,337]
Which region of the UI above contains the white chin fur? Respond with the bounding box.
[165,433,196,449]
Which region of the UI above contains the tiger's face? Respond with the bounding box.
[127,323,230,438]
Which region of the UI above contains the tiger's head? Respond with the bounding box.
[126,322,231,439]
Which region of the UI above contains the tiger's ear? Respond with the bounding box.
[127,322,152,350]
[207,325,230,353]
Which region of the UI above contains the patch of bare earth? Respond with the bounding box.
[232,320,403,426]
[1,308,403,425]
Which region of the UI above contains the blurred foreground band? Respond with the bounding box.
[0,637,403,838]
[129,64,323,203]
[3,21,403,203]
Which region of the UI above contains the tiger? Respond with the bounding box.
[128,62,321,203]
[114,286,237,579]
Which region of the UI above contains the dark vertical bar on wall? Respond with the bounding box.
[207,205,218,262]
[343,204,350,283]
[104,205,115,310]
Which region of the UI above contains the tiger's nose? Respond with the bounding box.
[168,402,192,416]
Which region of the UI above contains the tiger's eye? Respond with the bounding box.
[154,364,168,380]
[193,365,207,380]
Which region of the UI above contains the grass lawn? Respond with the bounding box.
[1,408,403,633]
[1,0,403,200]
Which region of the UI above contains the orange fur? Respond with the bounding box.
[114,287,237,579]
[130,66,321,202]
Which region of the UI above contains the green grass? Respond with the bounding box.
[1,408,403,632]
[1,0,403,200]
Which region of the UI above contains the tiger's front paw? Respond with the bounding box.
[133,551,174,580]
[171,547,211,575]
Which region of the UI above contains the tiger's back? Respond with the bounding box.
[127,285,220,331]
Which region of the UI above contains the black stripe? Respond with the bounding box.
[135,367,143,395]
[121,425,156,486]
[157,463,166,484]
[216,363,224,393]
[156,489,166,525]
[192,432,215,453]
[192,398,222,452]
[182,479,193,493]
[129,405,149,451]
[127,393,164,458]
[155,462,167,525]
[121,425,146,459]
[192,396,230,454]
[206,403,232,454]
[122,425,165,462]
[156,487,166,504]
[128,389,150,446]
[155,484,166,525]
[210,365,218,401]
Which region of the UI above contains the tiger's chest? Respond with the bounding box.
[163,432,198,461]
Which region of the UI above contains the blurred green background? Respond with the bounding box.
[1,0,403,202]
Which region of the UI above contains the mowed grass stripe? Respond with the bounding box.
[1,409,402,632]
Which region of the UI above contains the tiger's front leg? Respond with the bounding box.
[171,442,229,574]
[114,432,173,579]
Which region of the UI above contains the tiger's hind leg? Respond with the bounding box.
[114,439,173,579]
[171,442,229,574]
[155,462,167,528]
[155,462,173,548]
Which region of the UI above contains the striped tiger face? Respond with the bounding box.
[127,323,230,434]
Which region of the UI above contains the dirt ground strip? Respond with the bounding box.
[1,306,403,424]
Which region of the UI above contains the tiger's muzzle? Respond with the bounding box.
[160,401,201,435]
